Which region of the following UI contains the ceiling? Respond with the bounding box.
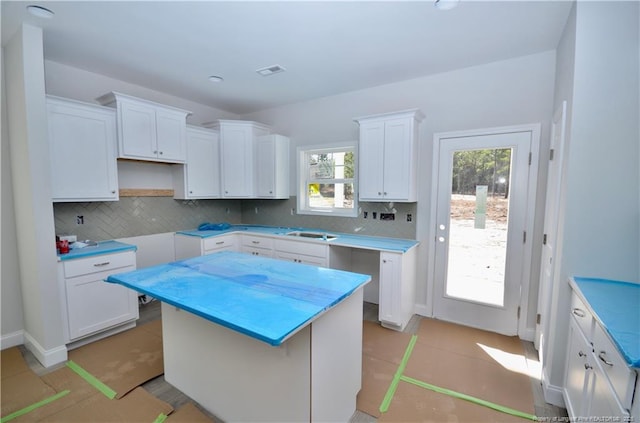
[2,1,573,115]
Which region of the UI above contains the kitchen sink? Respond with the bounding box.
[286,231,337,241]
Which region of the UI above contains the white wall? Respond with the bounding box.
[243,51,557,334]
[44,60,241,125]
[544,1,640,403]
[1,46,25,348]
[4,24,66,365]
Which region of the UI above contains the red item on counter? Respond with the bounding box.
[58,240,69,254]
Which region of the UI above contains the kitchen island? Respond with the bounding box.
[106,251,371,422]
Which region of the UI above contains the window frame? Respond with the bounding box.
[296,142,358,217]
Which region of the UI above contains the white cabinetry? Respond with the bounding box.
[210,120,271,198]
[174,233,238,260]
[378,248,417,331]
[99,92,190,163]
[58,251,138,344]
[274,239,329,267]
[173,126,220,199]
[46,96,118,202]
[563,290,635,420]
[354,109,424,202]
[256,134,290,198]
[241,234,274,257]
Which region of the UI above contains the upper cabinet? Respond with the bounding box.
[209,120,272,198]
[98,92,191,163]
[47,96,119,202]
[354,109,424,202]
[256,134,290,199]
[173,126,221,199]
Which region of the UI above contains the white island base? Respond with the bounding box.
[161,288,364,422]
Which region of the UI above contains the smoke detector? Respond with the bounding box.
[256,65,286,77]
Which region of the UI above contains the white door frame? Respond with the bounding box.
[425,124,541,340]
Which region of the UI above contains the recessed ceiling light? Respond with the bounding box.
[27,5,55,18]
[256,65,286,77]
[434,0,459,11]
[208,75,224,83]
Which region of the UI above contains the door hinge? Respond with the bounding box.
[543,233,547,245]
[536,313,541,324]
[549,149,555,161]
[517,306,521,319]
[523,231,527,243]
[528,152,532,165]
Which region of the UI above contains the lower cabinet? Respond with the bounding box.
[58,251,138,344]
[273,239,329,267]
[564,291,634,420]
[241,234,274,258]
[378,248,417,331]
[174,233,238,260]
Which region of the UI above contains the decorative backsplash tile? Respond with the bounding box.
[54,196,417,241]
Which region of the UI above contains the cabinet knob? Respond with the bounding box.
[378,192,382,196]
[153,150,158,154]
[578,351,586,357]
[111,190,116,194]
[384,192,387,195]
[572,308,586,318]
[584,363,593,370]
[159,151,163,155]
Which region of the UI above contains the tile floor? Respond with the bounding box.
[17,300,567,422]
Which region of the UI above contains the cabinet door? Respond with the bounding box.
[588,362,630,420]
[221,126,254,197]
[47,98,118,202]
[379,252,400,326]
[256,135,290,198]
[358,121,385,200]
[155,109,186,162]
[66,271,138,340]
[118,100,157,159]
[185,128,220,198]
[565,318,590,418]
[382,117,414,200]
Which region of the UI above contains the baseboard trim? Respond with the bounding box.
[23,331,67,368]
[541,369,566,407]
[414,304,430,317]
[1,330,25,349]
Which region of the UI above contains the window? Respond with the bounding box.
[297,143,357,217]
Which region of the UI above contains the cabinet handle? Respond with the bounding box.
[578,351,586,357]
[93,262,110,267]
[252,240,260,244]
[598,351,614,366]
[216,241,224,245]
[572,308,586,318]
[584,363,593,370]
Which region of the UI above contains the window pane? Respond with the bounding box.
[308,183,354,209]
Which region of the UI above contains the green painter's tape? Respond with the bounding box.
[153,413,169,423]
[66,360,117,399]
[400,375,537,421]
[379,334,418,413]
[0,389,70,423]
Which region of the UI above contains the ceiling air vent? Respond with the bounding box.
[256,65,286,76]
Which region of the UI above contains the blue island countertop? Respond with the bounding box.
[176,224,419,253]
[106,251,371,346]
[570,276,640,368]
[57,240,136,261]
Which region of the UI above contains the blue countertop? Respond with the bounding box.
[57,240,136,261]
[176,224,419,253]
[106,251,371,346]
[571,277,640,368]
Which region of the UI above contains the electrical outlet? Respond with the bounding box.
[406,213,412,222]
[363,211,368,219]
[380,213,395,221]
[372,212,377,219]
[76,215,84,225]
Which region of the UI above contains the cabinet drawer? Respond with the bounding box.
[570,292,594,340]
[203,235,236,252]
[242,235,274,250]
[592,323,636,407]
[274,239,327,258]
[63,251,135,278]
